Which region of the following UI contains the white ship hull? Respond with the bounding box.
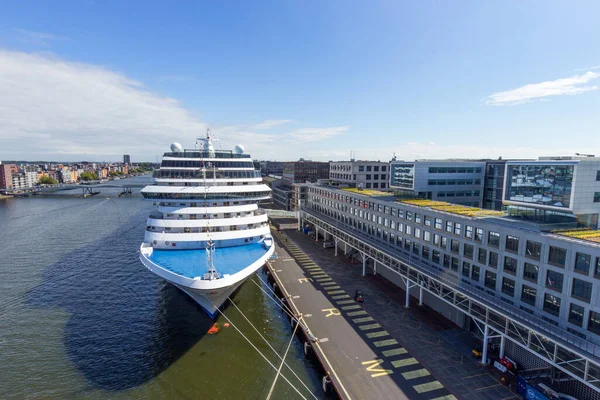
[140,242,274,318]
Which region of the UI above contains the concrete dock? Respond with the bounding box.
[267,230,457,400]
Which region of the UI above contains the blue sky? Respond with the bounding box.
[0,1,599,162]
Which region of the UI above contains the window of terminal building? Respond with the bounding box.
[521,285,536,306]
[525,240,542,260]
[503,256,518,275]
[398,210,404,219]
[505,235,519,253]
[366,174,371,180]
[465,225,473,239]
[406,211,413,221]
[359,165,364,172]
[405,225,412,235]
[489,251,498,268]
[572,278,593,303]
[415,213,422,224]
[595,192,600,203]
[595,257,600,278]
[546,270,564,292]
[454,223,461,236]
[432,249,441,264]
[588,311,600,335]
[374,174,379,180]
[424,215,431,227]
[543,293,561,317]
[569,303,585,327]
[422,246,430,259]
[382,165,387,172]
[443,254,450,268]
[391,207,397,217]
[381,183,387,189]
[374,166,379,172]
[462,262,470,277]
[366,166,372,172]
[464,243,474,259]
[575,252,591,275]
[445,221,453,233]
[502,277,515,296]
[471,265,480,282]
[434,218,442,230]
[548,246,567,268]
[373,183,379,189]
[423,231,431,242]
[478,248,487,264]
[413,243,420,256]
[451,257,459,271]
[433,234,441,246]
[488,231,500,247]
[450,239,460,254]
[366,183,371,189]
[414,228,421,239]
[523,263,539,283]
[404,239,411,251]
[484,271,497,290]
[475,228,483,243]
[441,236,448,250]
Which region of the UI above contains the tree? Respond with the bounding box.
[39,176,58,185]
[79,172,98,181]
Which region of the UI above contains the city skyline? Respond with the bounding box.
[1,1,599,162]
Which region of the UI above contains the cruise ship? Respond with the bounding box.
[139,131,274,317]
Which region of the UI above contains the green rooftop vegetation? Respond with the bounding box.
[399,199,505,218]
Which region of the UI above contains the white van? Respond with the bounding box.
[322,241,335,249]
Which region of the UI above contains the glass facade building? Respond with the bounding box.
[505,163,575,209]
[390,163,415,189]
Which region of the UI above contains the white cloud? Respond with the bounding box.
[486,71,600,106]
[14,28,71,46]
[288,126,350,142]
[0,49,207,160]
[250,119,292,130]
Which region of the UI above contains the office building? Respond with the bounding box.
[390,160,486,207]
[483,160,507,210]
[123,154,131,164]
[282,160,329,184]
[259,161,284,177]
[330,160,391,191]
[300,175,600,399]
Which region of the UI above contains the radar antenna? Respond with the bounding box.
[203,239,221,280]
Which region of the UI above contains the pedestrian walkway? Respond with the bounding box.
[270,229,457,400]
[278,229,519,400]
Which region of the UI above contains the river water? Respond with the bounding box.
[0,176,321,400]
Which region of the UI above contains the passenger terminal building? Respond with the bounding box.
[299,157,600,399]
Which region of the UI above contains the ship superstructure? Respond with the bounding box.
[139,131,274,317]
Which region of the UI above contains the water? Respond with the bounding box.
[0,177,321,400]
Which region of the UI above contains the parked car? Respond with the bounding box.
[322,241,335,249]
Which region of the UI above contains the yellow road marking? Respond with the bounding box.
[347,310,367,316]
[374,339,398,347]
[391,358,419,368]
[382,348,407,357]
[402,368,430,380]
[298,278,313,283]
[332,294,350,299]
[353,316,374,323]
[476,383,501,391]
[413,381,444,394]
[430,396,457,400]
[366,331,389,339]
[361,359,393,378]
[359,323,382,331]
[341,304,361,310]
[320,281,337,286]
[336,299,355,305]
[322,308,341,317]
[327,290,346,295]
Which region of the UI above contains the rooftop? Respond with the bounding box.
[399,199,505,218]
[149,243,269,278]
[552,228,600,244]
[341,187,393,197]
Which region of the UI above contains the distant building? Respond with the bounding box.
[483,160,508,210]
[123,154,131,164]
[259,161,284,177]
[282,160,329,184]
[390,160,486,207]
[0,162,13,190]
[330,160,391,191]
[271,179,293,210]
